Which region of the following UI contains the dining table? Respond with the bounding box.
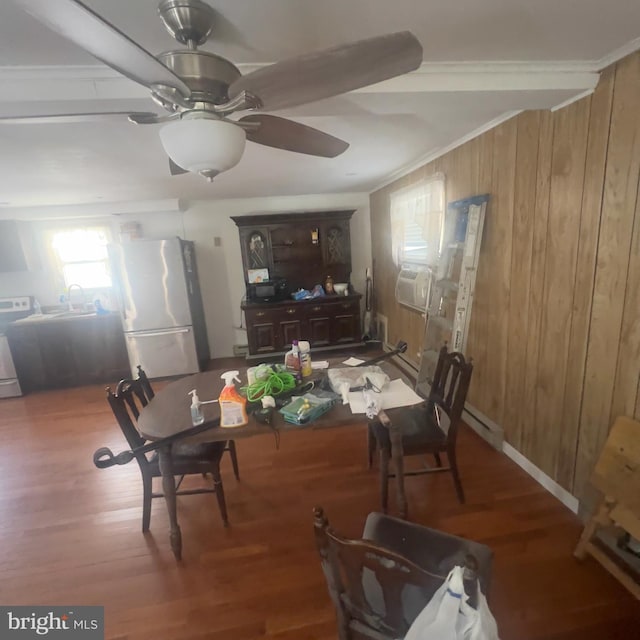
[137,360,409,560]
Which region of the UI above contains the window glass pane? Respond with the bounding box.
[62,262,112,289]
[390,176,445,267]
[52,228,109,262]
[403,218,429,263]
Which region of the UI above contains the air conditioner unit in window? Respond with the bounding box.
[395,267,432,311]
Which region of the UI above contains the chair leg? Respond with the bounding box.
[142,473,152,532]
[228,440,240,480]
[379,446,390,513]
[433,452,442,467]
[211,465,229,527]
[367,425,376,469]
[448,447,465,504]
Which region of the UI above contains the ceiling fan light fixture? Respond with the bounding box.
[159,115,246,179]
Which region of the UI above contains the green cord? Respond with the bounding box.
[242,371,297,402]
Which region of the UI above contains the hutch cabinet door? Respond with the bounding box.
[330,300,360,343]
[280,320,302,348]
[321,220,351,266]
[307,305,332,346]
[239,228,272,277]
[249,322,278,353]
[278,304,303,347]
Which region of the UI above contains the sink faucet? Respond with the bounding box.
[67,284,85,311]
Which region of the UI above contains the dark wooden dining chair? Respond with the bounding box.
[135,365,240,480]
[368,344,473,512]
[106,367,238,532]
[314,507,493,640]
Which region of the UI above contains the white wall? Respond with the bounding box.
[0,193,371,358]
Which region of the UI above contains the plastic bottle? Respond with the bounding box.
[189,389,204,426]
[284,340,302,381]
[298,340,312,377]
[324,275,334,294]
[219,371,248,428]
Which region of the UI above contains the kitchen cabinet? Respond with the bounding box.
[232,210,355,291]
[242,294,362,356]
[6,313,129,393]
[0,220,40,272]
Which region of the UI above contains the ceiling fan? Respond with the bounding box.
[3,0,423,181]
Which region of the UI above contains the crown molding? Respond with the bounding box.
[594,36,640,70]
[550,88,595,112]
[1,34,637,105]
[354,61,598,93]
[0,60,599,104]
[0,198,182,220]
[372,109,522,192]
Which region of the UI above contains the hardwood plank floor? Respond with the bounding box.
[1,378,638,639]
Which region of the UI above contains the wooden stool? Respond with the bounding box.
[574,416,640,599]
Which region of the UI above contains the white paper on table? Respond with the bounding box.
[348,379,423,414]
[342,357,365,366]
[311,360,329,370]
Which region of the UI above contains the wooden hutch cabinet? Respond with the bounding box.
[233,210,362,357]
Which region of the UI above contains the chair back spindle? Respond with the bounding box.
[106,378,153,461]
[427,345,473,446]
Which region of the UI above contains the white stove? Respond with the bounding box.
[0,296,33,398]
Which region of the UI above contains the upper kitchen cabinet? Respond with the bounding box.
[232,210,355,290]
[0,220,40,272]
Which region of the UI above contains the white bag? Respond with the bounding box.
[467,591,499,640]
[404,566,499,640]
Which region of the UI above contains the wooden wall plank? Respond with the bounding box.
[575,52,640,496]
[466,129,495,409]
[533,100,591,487]
[521,110,554,463]
[560,68,615,487]
[482,119,516,425]
[503,111,541,449]
[609,180,640,420]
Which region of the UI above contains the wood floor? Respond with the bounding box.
[1,379,638,639]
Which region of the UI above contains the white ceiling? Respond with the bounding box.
[0,0,639,213]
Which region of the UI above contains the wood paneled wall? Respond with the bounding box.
[370,51,640,498]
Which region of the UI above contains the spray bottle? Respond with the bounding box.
[189,389,204,426]
[219,370,248,428]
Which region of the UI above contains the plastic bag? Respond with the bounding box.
[405,566,499,640]
[327,366,388,404]
[467,591,499,640]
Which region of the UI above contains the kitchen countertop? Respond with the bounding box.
[10,311,119,325]
[241,291,362,308]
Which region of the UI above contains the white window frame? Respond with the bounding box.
[47,225,114,294]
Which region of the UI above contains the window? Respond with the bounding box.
[390,174,445,267]
[50,226,112,289]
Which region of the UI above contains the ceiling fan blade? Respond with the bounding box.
[15,0,190,98]
[0,111,159,124]
[169,158,188,176]
[229,31,422,112]
[238,115,348,158]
